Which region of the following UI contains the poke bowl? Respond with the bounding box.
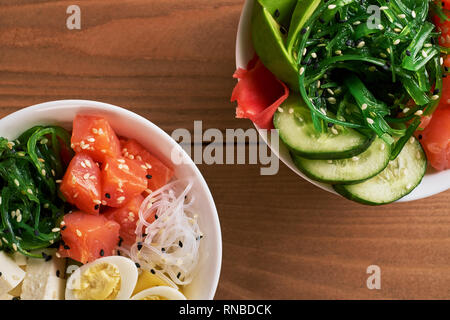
[234,0,450,205]
[0,100,222,300]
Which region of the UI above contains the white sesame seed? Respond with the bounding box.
[83,173,90,180]
[16,214,22,223]
[431,95,440,101]
[44,203,49,209]
[73,193,79,199]
[277,107,284,113]
[416,151,421,159]
[357,41,366,49]
[288,108,294,114]
[335,50,342,55]
[117,196,125,202]
[379,6,388,10]
[117,159,125,164]
[12,244,17,251]
[353,21,361,25]
[85,161,92,168]
[14,179,19,186]
[51,169,56,176]
[327,88,334,95]
[398,14,406,19]
[55,252,61,258]
[412,11,416,18]
[311,52,317,59]
[331,127,339,135]
[80,161,86,168]
[424,43,432,48]
[328,4,336,9]
[414,110,423,116]
[41,169,46,176]
[98,128,104,135]
[56,180,62,184]
[76,229,82,237]
[352,156,360,162]
[299,67,305,76]
[410,137,415,144]
[327,160,333,164]
[27,188,33,195]
[403,107,410,114]
[394,28,402,33]
[328,97,337,104]
[393,39,401,45]
[367,118,374,125]
[92,128,98,134]
[52,228,60,233]
[87,138,95,143]
[441,57,444,65]
[422,50,428,58]
[380,143,385,151]
[361,103,368,110]
[303,48,307,56]
[146,163,152,169]
[93,200,101,205]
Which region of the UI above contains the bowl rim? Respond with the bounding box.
[0,99,223,300]
[235,0,450,203]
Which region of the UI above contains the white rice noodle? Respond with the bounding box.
[123,178,202,287]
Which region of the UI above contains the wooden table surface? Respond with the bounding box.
[0,0,449,300]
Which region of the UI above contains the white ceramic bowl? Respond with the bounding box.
[235,0,450,202]
[0,100,222,299]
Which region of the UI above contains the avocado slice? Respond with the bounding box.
[286,0,321,56]
[257,0,297,29]
[251,1,298,91]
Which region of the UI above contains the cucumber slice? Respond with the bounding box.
[274,95,374,160]
[292,137,391,184]
[334,137,427,205]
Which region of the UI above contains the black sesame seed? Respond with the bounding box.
[137,242,143,251]
[150,269,156,274]
[300,28,307,35]
[12,296,20,300]
[434,88,441,95]
[146,175,152,179]
[94,204,100,210]
[0,272,2,277]
[135,262,141,268]
[142,233,147,237]
[418,134,423,140]
[117,250,121,256]
[42,252,52,262]
[327,122,334,128]
[61,226,67,231]
[64,245,70,250]
[56,270,60,278]
[406,50,411,56]
[105,193,111,199]
[280,26,287,35]
[100,249,104,256]
[179,241,183,248]
[161,248,165,252]
[155,214,158,220]
[118,237,123,247]
[274,9,280,18]
[177,272,181,279]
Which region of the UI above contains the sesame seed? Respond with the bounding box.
[100,249,104,256]
[299,67,305,75]
[361,104,368,110]
[12,244,17,251]
[117,196,125,202]
[394,28,402,33]
[14,179,19,186]
[422,50,428,58]
[357,41,366,49]
[415,110,423,116]
[311,52,317,59]
[327,88,334,95]
[93,200,101,205]
[411,11,416,18]
[353,21,361,25]
[76,229,82,237]
[331,127,339,135]
[277,107,284,113]
[403,108,410,114]
[87,138,95,143]
[52,228,60,233]
[83,173,90,180]
[380,143,386,151]
[380,53,387,58]
[416,151,421,159]
[398,14,406,19]
[328,4,336,9]
[92,128,98,134]
[55,252,61,258]
[80,162,86,168]
[335,50,342,55]
[145,163,152,169]
[288,108,294,114]
[393,39,401,45]
[367,118,374,125]
[352,156,359,162]
[328,97,337,104]
[431,95,440,101]
[117,159,125,164]
[379,6,388,10]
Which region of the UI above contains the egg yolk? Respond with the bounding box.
[73,263,121,300]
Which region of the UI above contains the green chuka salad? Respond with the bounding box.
[0,126,72,258]
[248,0,448,204]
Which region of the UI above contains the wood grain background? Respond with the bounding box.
[0,0,449,299]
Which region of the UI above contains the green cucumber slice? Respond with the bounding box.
[274,95,374,160]
[334,137,427,205]
[292,137,391,184]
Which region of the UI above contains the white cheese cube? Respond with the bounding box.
[0,251,26,296]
